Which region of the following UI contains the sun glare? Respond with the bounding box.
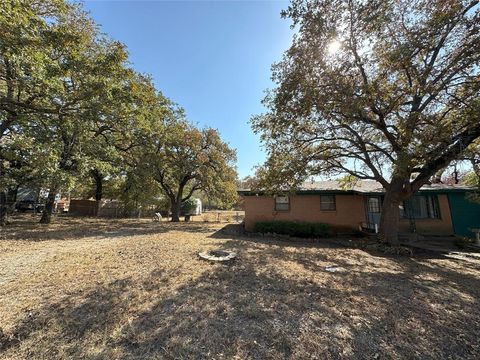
[327,40,341,54]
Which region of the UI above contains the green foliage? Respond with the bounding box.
[463,141,480,192]
[253,220,330,238]
[196,190,239,210]
[113,171,164,215]
[1,0,134,198]
[252,0,480,242]
[253,0,480,189]
[1,0,238,224]
[181,198,198,215]
[462,142,480,203]
[337,175,359,191]
[139,119,238,219]
[463,172,479,187]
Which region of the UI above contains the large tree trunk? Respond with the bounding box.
[40,189,57,224]
[6,186,19,215]
[90,169,103,216]
[170,185,186,222]
[170,198,181,222]
[0,191,7,226]
[378,189,403,244]
[0,152,7,226]
[90,169,103,201]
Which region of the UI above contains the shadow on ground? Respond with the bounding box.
[0,215,221,242]
[210,224,454,261]
[1,225,479,359]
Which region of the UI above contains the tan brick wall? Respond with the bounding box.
[399,194,453,235]
[243,193,454,235]
[243,194,366,232]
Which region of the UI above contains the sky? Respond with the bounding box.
[83,0,294,178]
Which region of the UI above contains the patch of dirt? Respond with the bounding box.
[0,217,479,359]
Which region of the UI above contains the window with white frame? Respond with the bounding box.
[275,196,289,211]
[320,195,336,210]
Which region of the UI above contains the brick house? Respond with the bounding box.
[238,181,480,237]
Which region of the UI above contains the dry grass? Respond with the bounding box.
[199,210,244,223]
[0,216,479,359]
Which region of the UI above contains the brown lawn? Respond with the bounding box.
[0,216,479,359]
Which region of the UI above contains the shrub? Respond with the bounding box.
[453,236,474,249]
[253,220,330,238]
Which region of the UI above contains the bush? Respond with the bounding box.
[253,220,330,238]
[453,236,474,249]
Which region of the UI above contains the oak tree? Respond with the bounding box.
[252,0,480,243]
[143,120,237,222]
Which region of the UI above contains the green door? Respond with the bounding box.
[448,192,480,238]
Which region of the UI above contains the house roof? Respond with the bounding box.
[238,180,478,195]
[299,180,383,193]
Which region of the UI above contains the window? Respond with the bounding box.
[367,197,381,213]
[400,195,440,219]
[275,196,289,211]
[320,195,336,210]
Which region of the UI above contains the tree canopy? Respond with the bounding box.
[252,0,480,243]
[0,0,237,224]
[140,119,237,221]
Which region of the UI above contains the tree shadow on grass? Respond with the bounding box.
[210,224,458,262]
[212,230,480,302]
[2,235,480,359]
[0,216,220,242]
[0,264,357,359]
